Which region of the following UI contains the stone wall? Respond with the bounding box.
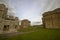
[42,8,60,29]
[21,19,31,28]
[0,4,8,18]
[0,4,19,34]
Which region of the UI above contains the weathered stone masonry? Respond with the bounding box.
[0,4,19,34]
[42,8,60,28]
[21,19,31,28]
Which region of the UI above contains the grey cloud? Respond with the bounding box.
[0,0,16,16]
[7,7,16,16]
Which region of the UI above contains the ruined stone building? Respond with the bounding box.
[42,8,60,29]
[0,4,19,34]
[21,19,31,28]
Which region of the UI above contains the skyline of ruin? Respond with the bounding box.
[0,0,60,25]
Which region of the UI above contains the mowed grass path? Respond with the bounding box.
[0,28,60,40]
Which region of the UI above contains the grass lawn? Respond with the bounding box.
[0,28,60,40]
[18,27,39,32]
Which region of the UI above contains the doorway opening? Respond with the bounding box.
[3,25,9,31]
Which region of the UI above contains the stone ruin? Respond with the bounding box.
[21,19,31,28]
[0,4,19,34]
[42,8,60,29]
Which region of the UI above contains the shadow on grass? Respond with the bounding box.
[0,35,23,40]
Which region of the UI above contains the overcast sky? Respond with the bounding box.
[0,0,60,25]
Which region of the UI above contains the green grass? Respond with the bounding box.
[18,27,39,32]
[0,28,60,40]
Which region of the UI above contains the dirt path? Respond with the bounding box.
[0,31,35,38]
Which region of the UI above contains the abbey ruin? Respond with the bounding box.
[42,8,60,29]
[0,4,19,34]
[0,4,31,34]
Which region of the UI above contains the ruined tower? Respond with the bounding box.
[21,19,31,28]
[0,4,8,18]
[0,4,19,34]
[42,8,60,29]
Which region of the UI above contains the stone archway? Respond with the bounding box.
[3,25,9,31]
